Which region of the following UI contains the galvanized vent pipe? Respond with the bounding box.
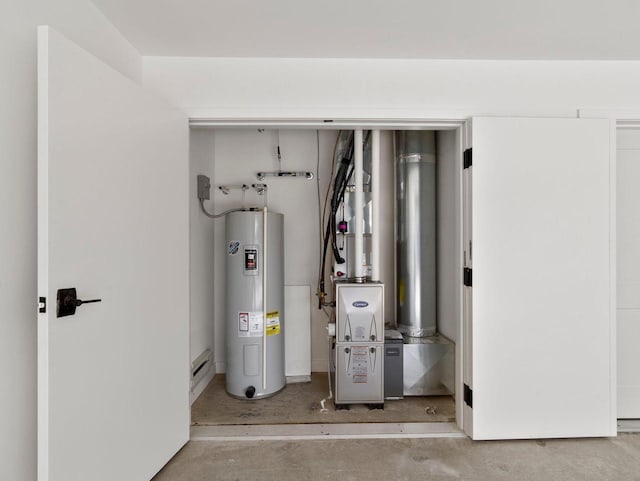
[395,131,437,337]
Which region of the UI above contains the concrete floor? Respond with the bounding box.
[182,376,640,480]
[192,373,455,425]
[153,434,640,481]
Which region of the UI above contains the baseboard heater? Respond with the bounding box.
[191,349,212,391]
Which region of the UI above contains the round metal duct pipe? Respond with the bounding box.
[395,131,437,338]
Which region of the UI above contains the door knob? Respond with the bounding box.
[57,287,102,318]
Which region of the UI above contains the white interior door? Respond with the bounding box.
[465,117,615,439]
[616,128,640,418]
[37,26,189,480]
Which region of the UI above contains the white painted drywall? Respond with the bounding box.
[143,57,640,386]
[284,285,311,378]
[205,129,334,372]
[191,127,460,376]
[142,57,640,120]
[92,0,640,60]
[378,131,395,327]
[436,130,461,343]
[190,133,315,379]
[189,129,216,398]
[0,2,140,480]
[617,128,640,418]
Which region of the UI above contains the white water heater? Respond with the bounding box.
[225,210,285,399]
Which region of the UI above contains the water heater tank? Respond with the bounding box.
[225,210,285,399]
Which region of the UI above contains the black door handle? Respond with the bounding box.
[74,298,102,306]
[57,287,101,318]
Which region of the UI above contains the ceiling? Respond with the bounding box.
[92,0,640,59]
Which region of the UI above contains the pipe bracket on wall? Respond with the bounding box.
[252,183,268,195]
[256,171,314,181]
[218,184,249,195]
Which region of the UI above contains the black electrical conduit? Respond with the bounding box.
[318,131,371,308]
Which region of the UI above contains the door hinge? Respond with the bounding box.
[463,267,472,287]
[464,384,473,408]
[38,297,46,313]
[463,148,472,169]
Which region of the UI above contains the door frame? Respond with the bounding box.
[191,116,468,433]
[581,109,640,423]
[192,112,619,438]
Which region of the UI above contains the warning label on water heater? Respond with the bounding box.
[238,312,263,337]
[266,311,280,336]
[351,346,368,384]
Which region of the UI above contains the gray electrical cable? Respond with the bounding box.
[316,131,324,301]
[318,334,334,413]
[326,335,333,400]
[199,199,251,219]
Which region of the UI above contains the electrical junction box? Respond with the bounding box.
[196,174,211,200]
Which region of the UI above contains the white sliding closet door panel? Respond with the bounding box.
[468,117,614,439]
[38,26,189,481]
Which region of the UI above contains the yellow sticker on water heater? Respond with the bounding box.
[266,311,280,336]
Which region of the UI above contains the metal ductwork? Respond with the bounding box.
[395,131,437,338]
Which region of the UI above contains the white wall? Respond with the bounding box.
[189,125,481,375]
[189,130,216,397]
[142,57,640,119]
[142,56,640,381]
[378,131,396,325]
[0,2,141,480]
[616,128,640,417]
[205,129,334,372]
[436,130,462,343]
[190,125,469,378]
[192,129,400,373]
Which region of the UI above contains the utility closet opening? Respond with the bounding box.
[188,126,464,429]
